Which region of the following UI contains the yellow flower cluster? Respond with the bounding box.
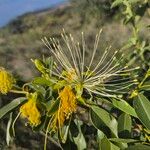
[51,86,77,131]
[59,86,77,118]
[20,93,41,126]
[0,67,15,94]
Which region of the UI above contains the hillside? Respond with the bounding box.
[0,1,140,81]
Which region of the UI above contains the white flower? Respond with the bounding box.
[42,29,139,98]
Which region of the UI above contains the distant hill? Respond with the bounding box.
[0,1,149,81]
[0,0,67,27]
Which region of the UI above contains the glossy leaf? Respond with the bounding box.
[98,131,127,150]
[133,93,150,129]
[73,120,87,150]
[0,97,27,119]
[31,84,46,95]
[125,144,150,150]
[90,106,118,137]
[6,113,13,146]
[101,135,120,150]
[32,77,52,86]
[97,129,105,149]
[112,98,137,118]
[33,59,47,74]
[118,113,132,138]
[61,124,70,144]
[109,138,139,143]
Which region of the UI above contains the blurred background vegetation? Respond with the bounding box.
[0,0,149,149]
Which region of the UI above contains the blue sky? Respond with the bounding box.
[0,0,67,27]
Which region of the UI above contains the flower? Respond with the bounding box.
[20,93,41,126]
[0,67,15,94]
[59,86,77,118]
[50,86,77,131]
[42,29,139,98]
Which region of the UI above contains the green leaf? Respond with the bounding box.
[90,106,118,137]
[112,98,137,118]
[33,59,47,74]
[31,84,46,95]
[101,135,120,150]
[125,144,150,150]
[32,77,52,86]
[97,130,105,149]
[44,56,54,72]
[98,131,128,150]
[73,120,87,150]
[0,97,27,119]
[111,142,120,150]
[46,99,60,116]
[118,113,132,138]
[109,138,139,143]
[97,97,113,109]
[61,124,70,144]
[6,113,13,146]
[133,93,150,130]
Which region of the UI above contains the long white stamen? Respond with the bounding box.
[86,29,102,76]
[81,32,86,79]
[85,46,112,80]
[43,30,138,98]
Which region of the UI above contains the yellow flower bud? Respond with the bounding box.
[0,67,15,94]
[51,86,77,131]
[20,93,41,126]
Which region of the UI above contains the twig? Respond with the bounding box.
[40,131,62,150]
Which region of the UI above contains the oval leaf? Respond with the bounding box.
[118,113,132,138]
[109,138,139,143]
[125,144,150,150]
[90,106,118,137]
[133,93,150,129]
[0,97,27,119]
[33,77,52,86]
[6,113,13,146]
[101,135,120,150]
[112,98,137,118]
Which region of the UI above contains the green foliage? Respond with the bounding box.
[118,113,132,138]
[72,120,87,150]
[134,93,150,130]
[90,105,118,137]
[100,135,120,150]
[0,97,27,119]
[112,98,137,117]
[0,0,150,149]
